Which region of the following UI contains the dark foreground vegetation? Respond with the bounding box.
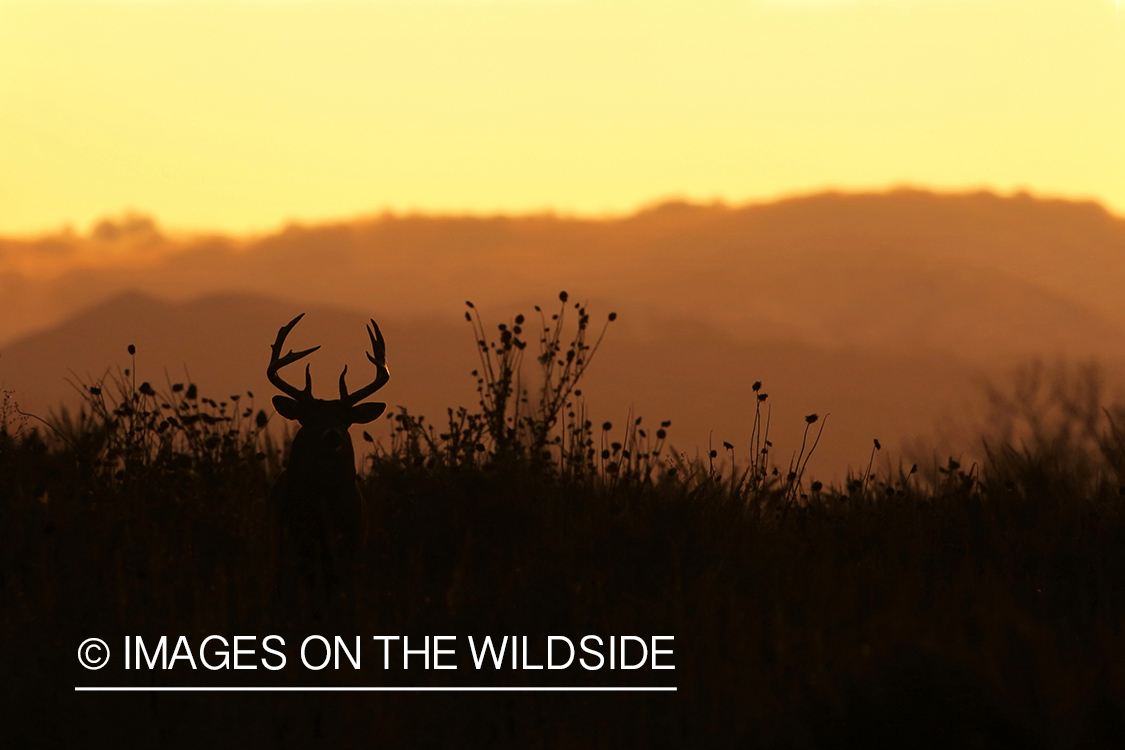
[3,295,1125,748]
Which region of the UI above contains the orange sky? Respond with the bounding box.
[1,0,1123,235]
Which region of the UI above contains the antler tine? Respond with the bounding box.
[339,365,349,399]
[267,313,320,400]
[344,318,391,406]
[366,319,387,367]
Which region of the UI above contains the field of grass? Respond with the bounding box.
[3,295,1125,748]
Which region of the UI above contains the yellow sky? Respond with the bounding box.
[1,0,1123,235]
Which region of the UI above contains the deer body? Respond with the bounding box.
[267,314,389,610]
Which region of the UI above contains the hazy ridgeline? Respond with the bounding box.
[3,295,1125,748]
[6,190,1125,483]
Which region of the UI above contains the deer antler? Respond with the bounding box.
[268,313,320,400]
[341,319,390,406]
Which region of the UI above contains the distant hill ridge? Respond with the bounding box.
[6,190,1123,360]
[5,190,1116,480]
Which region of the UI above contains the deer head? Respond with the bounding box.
[267,312,390,447]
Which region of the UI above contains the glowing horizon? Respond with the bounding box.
[2,0,1123,235]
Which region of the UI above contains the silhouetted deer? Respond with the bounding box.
[267,313,389,613]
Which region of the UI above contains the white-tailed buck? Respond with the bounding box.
[268,313,389,608]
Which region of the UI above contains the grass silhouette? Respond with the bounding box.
[2,294,1124,748]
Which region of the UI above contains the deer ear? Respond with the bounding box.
[350,401,387,425]
[272,395,302,422]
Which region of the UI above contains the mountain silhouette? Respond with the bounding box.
[4,189,1125,479]
[2,189,1124,361]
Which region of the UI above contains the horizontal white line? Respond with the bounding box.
[75,686,677,693]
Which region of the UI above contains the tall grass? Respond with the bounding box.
[2,295,1125,748]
